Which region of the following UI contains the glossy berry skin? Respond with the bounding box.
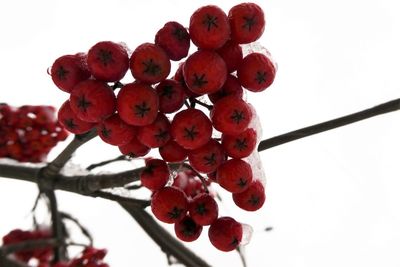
[70,80,116,123]
[155,21,190,61]
[137,113,171,148]
[237,52,276,92]
[183,50,227,95]
[217,158,253,193]
[151,186,188,224]
[208,74,243,104]
[117,82,159,126]
[97,113,136,146]
[189,193,218,226]
[211,95,252,135]
[118,136,150,157]
[228,3,265,44]
[156,79,186,114]
[174,63,201,98]
[188,139,225,174]
[51,53,90,93]
[208,216,243,252]
[189,5,230,50]
[159,140,188,163]
[174,215,203,242]
[233,180,266,211]
[216,40,243,73]
[171,108,212,150]
[222,128,257,158]
[130,43,171,84]
[58,100,95,134]
[87,41,129,82]
[140,159,170,191]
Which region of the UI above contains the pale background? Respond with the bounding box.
[1,0,400,266]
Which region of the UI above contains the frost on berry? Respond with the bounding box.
[151,186,188,224]
[208,216,243,252]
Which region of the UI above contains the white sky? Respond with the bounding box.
[1,0,400,266]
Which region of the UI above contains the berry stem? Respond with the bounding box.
[182,163,209,194]
[258,98,400,151]
[60,212,93,246]
[191,98,213,110]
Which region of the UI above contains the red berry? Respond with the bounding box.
[50,53,90,93]
[137,113,170,148]
[118,136,150,157]
[140,158,170,191]
[188,139,225,174]
[130,43,171,84]
[237,52,276,92]
[232,180,265,211]
[156,79,186,113]
[222,128,257,158]
[174,215,203,242]
[211,95,252,135]
[117,82,159,126]
[228,3,265,44]
[174,63,201,98]
[170,108,212,150]
[208,74,243,104]
[189,193,218,226]
[155,21,190,61]
[217,158,252,193]
[97,113,136,146]
[151,186,188,224]
[87,41,129,82]
[159,140,188,163]
[183,50,227,95]
[216,40,243,73]
[189,5,230,50]
[208,216,243,252]
[70,80,116,123]
[58,100,95,134]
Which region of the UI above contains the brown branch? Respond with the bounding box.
[0,238,58,255]
[120,202,211,267]
[258,98,400,151]
[86,155,129,171]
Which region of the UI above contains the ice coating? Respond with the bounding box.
[240,223,254,246]
[240,42,278,72]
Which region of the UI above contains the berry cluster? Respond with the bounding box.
[0,104,68,162]
[50,2,275,252]
[2,228,108,267]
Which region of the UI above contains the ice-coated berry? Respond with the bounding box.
[151,186,188,224]
[222,128,257,158]
[159,140,188,163]
[140,159,170,191]
[155,21,190,61]
[208,74,243,104]
[189,193,218,226]
[232,180,265,211]
[216,40,243,73]
[188,139,225,174]
[156,79,186,114]
[217,158,253,193]
[208,216,243,252]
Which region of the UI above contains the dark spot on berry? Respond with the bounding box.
[195,203,207,215]
[242,16,256,31]
[161,85,175,99]
[203,14,218,31]
[203,153,216,166]
[167,206,183,219]
[234,138,248,151]
[183,125,199,141]
[155,128,169,142]
[77,95,92,112]
[142,59,161,76]
[101,126,111,139]
[230,237,239,247]
[56,66,69,80]
[237,177,248,188]
[143,163,155,175]
[255,71,267,84]
[230,110,245,124]
[192,73,208,88]
[97,49,114,66]
[64,118,77,129]
[181,219,198,236]
[173,27,189,41]
[134,102,151,118]
[249,194,260,206]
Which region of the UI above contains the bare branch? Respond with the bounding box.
[0,238,58,255]
[86,155,129,171]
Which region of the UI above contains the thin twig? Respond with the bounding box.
[236,246,248,267]
[60,212,93,246]
[182,163,209,194]
[192,99,213,110]
[86,155,129,171]
[258,98,400,151]
[0,238,58,255]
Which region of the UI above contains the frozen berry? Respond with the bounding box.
[216,40,243,73]
[174,63,201,98]
[222,128,257,158]
[140,158,170,191]
[58,100,95,134]
[208,216,243,252]
[137,113,170,148]
[155,21,190,61]
[211,95,252,135]
[151,186,188,224]
[189,193,218,226]
[183,50,227,95]
[171,108,212,150]
[97,113,136,146]
[228,3,265,44]
[174,215,203,242]
[117,82,159,126]
[217,158,252,193]
[118,136,150,157]
[87,41,129,82]
[237,52,276,92]
[159,140,188,163]
[156,79,186,114]
[130,43,171,84]
[208,74,243,104]
[232,180,265,211]
[189,5,230,50]
[70,80,116,123]
[188,139,225,174]
[50,53,90,93]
